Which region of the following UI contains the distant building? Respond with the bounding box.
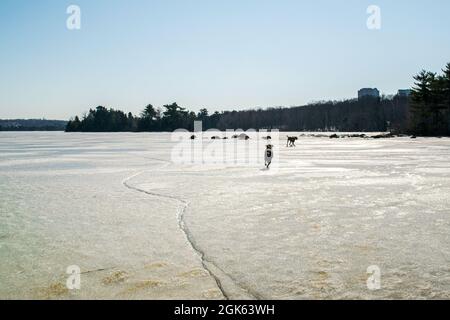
[358,88,380,100]
[397,89,412,97]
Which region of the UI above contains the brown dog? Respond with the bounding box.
[286,136,298,147]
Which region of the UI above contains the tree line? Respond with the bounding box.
[66,62,450,136]
[0,119,67,131]
[65,98,410,133]
[214,96,409,133]
[65,103,222,132]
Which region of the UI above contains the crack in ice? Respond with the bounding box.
[121,159,235,299]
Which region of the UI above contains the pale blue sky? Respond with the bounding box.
[1,0,449,119]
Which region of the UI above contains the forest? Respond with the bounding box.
[66,63,450,136]
[65,98,410,133]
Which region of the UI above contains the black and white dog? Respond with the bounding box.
[265,144,273,168]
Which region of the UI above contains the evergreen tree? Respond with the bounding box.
[430,75,447,134]
[411,70,435,135]
[197,108,208,119]
[197,108,209,129]
[72,116,81,131]
[141,104,157,119]
[65,116,81,132]
[138,104,157,131]
[161,102,188,131]
[443,63,450,135]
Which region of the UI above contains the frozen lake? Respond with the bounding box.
[0,132,449,299]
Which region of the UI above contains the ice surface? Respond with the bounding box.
[0,132,449,299]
